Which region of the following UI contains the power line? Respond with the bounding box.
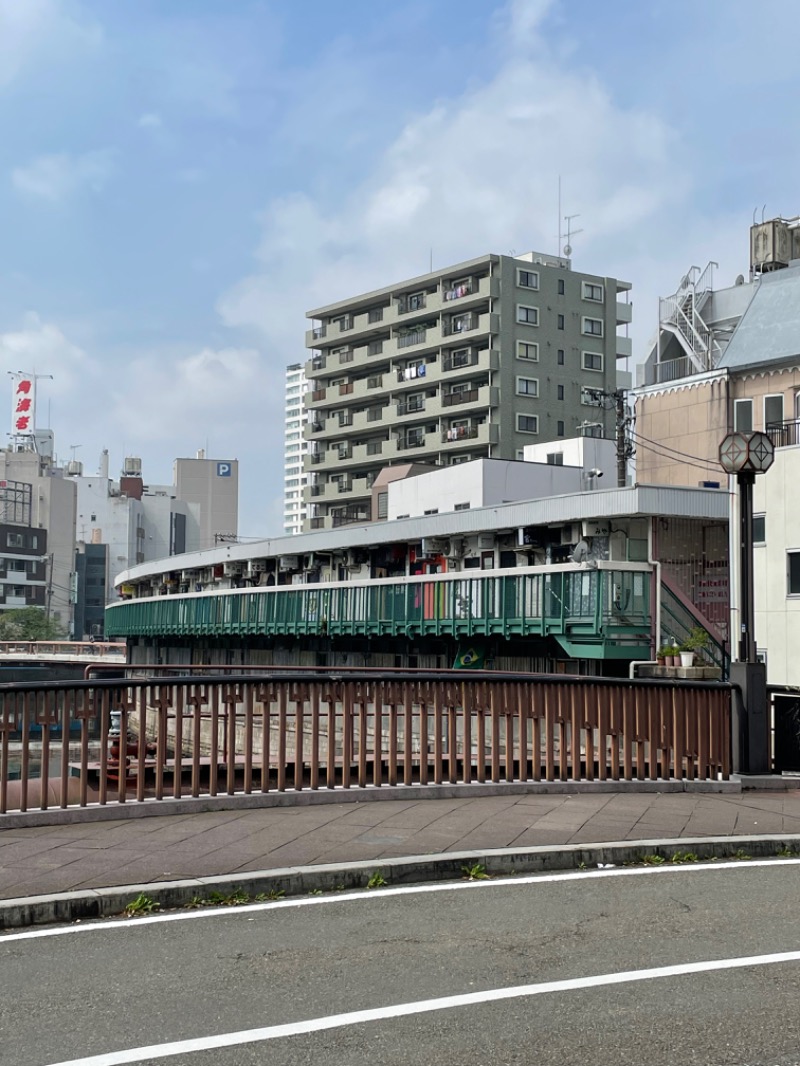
[628,430,720,467]
[630,436,728,475]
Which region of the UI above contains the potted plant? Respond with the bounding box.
[683,627,710,666]
[656,646,671,666]
[679,644,695,668]
[668,644,681,666]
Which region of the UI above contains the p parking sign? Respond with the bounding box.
[217,462,232,477]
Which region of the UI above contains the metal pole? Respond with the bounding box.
[738,471,756,662]
[615,391,627,488]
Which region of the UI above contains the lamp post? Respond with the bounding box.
[719,430,774,772]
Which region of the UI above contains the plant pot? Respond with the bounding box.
[656,656,666,666]
[679,651,694,667]
[668,655,680,666]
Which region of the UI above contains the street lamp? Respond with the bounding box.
[719,430,774,772]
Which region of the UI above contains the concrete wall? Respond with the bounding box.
[174,458,239,550]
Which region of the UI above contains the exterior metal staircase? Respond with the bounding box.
[657,262,721,378]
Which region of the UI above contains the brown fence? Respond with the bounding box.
[0,672,732,814]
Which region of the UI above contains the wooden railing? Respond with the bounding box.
[0,672,732,815]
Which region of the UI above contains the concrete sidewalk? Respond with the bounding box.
[3,789,800,901]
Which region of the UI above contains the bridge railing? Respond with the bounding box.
[0,672,732,815]
[0,641,127,661]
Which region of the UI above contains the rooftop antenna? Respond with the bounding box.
[563,213,583,259]
[557,174,562,255]
[69,444,82,462]
[762,204,767,223]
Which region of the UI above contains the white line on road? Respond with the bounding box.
[3,857,800,946]
[42,947,800,1066]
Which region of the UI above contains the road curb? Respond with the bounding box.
[2,833,799,931]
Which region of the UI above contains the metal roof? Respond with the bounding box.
[114,484,729,587]
[718,263,800,370]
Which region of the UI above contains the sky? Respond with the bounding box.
[1,0,800,537]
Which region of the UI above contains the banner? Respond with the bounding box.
[10,373,35,436]
[453,644,486,670]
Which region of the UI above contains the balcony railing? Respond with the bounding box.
[338,413,353,427]
[443,314,477,337]
[443,388,479,408]
[442,425,479,443]
[397,294,426,314]
[767,419,800,448]
[338,479,353,493]
[310,485,323,497]
[367,375,383,389]
[309,452,323,465]
[332,509,370,527]
[397,398,426,417]
[310,388,326,402]
[397,329,427,349]
[367,408,384,422]
[443,351,478,372]
[397,435,426,451]
[339,382,354,396]
[311,325,327,340]
[368,340,384,356]
[397,363,428,382]
[338,349,354,364]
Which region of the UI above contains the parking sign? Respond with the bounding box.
[217,462,232,477]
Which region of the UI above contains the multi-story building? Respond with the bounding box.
[633,213,800,685]
[174,453,239,550]
[283,363,308,535]
[0,481,48,614]
[303,251,632,530]
[73,541,108,639]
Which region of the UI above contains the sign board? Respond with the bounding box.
[10,373,35,436]
[216,462,232,477]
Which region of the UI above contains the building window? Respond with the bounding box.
[547,452,564,465]
[582,282,604,302]
[377,492,388,519]
[788,551,800,596]
[6,559,25,572]
[582,351,604,372]
[516,341,539,361]
[454,502,470,511]
[368,307,383,323]
[516,304,539,326]
[734,398,753,433]
[516,377,539,397]
[582,317,604,337]
[557,314,565,330]
[424,508,438,515]
[753,514,766,544]
[582,386,603,405]
[557,279,565,295]
[764,393,784,429]
[557,348,565,365]
[557,420,565,436]
[517,414,539,434]
[517,269,539,290]
[557,385,564,400]
[7,533,23,548]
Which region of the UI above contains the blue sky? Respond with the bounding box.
[1,0,799,536]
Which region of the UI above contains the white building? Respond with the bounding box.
[283,363,308,535]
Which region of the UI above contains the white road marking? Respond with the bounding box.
[42,948,800,1066]
[2,856,799,945]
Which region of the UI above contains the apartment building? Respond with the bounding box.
[303,251,632,530]
[283,363,308,535]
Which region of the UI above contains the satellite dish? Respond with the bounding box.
[564,244,572,257]
[735,274,745,286]
[571,539,590,564]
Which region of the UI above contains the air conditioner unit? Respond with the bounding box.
[447,538,465,559]
[581,521,610,538]
[278,555,299,571]
[224,561,244,576]
[248,560,268,574]
[445,557,461,571]
[560,524,580,546]
[477,533,494,550]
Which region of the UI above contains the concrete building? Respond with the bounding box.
[174,454,238,550]
[303,251,632,530]
[283,363,308,535]
[633,213,800,685]
[0,448,76,631]
[0,480,48,614]
[73,541,107,639]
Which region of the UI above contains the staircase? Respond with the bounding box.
[657,262,721,377]
[660,577,729,679]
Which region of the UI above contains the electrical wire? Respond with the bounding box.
[629,429,721,466]
[630,435,729,476]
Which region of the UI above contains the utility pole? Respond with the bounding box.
[585,387,635,487]
[45,552,54,620]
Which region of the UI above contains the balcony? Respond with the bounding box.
[443,312,478,337]
[397,397,426,418]
[337,349,355,365]
[616,335,633,359]
[442,425,479,444]
[616,301,633,325]
[441,422,499,448]
[443,388,478,408]
[767,419,800,448]
[397,293,427,314]
[332,508,370,528]
[443,279,476,302]
[397,328,429,349]
[305,324,327,345]
[339,382,354,397]
[310,387,327,403]
[397,433,428,452]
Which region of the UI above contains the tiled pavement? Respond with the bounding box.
[3,789,800,900]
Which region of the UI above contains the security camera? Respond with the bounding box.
[588,468,603,478]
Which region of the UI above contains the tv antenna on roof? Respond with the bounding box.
[563,213,583,258]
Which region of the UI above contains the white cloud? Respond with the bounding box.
[11,149,115,201]
[137,112,163,129]
[0,0,101,89]
[0,313,91,389]
[218,0,683,361]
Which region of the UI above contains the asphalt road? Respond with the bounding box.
[3,861,800,1066]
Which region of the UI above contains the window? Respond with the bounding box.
[517,414,539,434]
[516,341,539,361]
[408,291,425,311]
[557,385,564,400]
[516,304,539,326]
[764,393,784,429]
[557,279,565,295]
[7,533,23,548]
[517,269,539,289]
[557,349,565,365]
[516,377,539,397]
[5,559,25,572]
[734,398,753,433]
[557,420,565,436]
[582,282,604,302]
[547,452,564,465]
[582,386,603,405]
[424,508,439,515]
[753,515,766,544]
[454,502,470,511]
[557,314,565,330]
[582,317,604,337]
[368,307,383,323]
[582,351,604,372]
[788,551,800,596]
[377,492,388,519]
